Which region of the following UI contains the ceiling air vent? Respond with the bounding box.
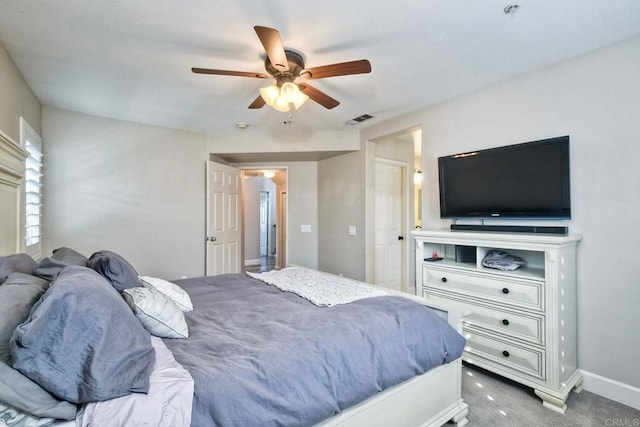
[346,113,374,126]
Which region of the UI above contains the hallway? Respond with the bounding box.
[244,256,277,273]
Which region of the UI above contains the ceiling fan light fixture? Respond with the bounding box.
[260,81,307,112]
[278,82,308,110]
[292,90,309,110]
[260,85,280,106]
[279,82,299,102]
[272,96,291,112]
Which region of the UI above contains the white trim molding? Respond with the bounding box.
[581,369,640,411]
[0,129,27,255]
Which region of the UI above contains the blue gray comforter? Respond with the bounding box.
[163,273,465,427]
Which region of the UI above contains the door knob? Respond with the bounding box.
[205,236,217,242]
[398,236,404,240]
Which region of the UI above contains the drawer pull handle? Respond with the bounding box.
[502,319,510,326]
[502,350,510,357]
[502,287,510,294]
[441,277,448,283]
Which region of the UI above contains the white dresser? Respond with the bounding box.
[412,230,582,413]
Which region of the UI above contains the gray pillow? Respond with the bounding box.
[51,247,88,266]
[0,273,49,363]
[11,266,155,404]
[0,254,36,285]
[88,250,141,292]
[33,247,90,281]
[32,257,69,281]
[0,273,76,420]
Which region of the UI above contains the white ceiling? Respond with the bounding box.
[1,0,639,136]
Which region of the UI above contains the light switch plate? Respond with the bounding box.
[348,226,357,236]
[301,224,312,233]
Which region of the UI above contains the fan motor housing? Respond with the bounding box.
[265,50,305,80]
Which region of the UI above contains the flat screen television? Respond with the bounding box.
[438,136,571,219]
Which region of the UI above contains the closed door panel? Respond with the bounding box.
[374,161,404,291]
[206,161,241,276]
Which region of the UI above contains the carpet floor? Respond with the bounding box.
[459,363,640,426]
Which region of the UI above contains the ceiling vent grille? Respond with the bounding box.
[346,113,374,126]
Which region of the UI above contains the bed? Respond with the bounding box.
[163,270,468,426]
[0,134,469,427]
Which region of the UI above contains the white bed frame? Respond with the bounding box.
[0,133,468,426]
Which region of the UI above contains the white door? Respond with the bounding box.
[374,160,404,291]
[206,161,241,275]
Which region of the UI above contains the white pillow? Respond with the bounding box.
[77,337,194,427]
[123,287,188,339]
[139,276,193,312]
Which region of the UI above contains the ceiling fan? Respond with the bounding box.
[191,26,372,111]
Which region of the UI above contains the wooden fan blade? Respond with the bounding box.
[248,95,266,109]
[298,84,340,109]
[254,26,289,72]
[191,67,269,79]
[299,59,371,80]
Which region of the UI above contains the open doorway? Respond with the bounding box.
[366,126,422,293]
[242,169,287,273]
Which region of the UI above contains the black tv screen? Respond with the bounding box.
[438,136,571,219]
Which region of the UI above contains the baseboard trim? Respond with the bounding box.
[244,259,261,266]
[581,369,640,410]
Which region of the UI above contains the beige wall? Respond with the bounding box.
[42,107,209,279]
[0,41,41,142]
[283,162,319,269]
[362,36,640,400]
[318,149,366,279]
[42,106,322,277]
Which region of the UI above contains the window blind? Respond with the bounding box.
[25,140,43,248]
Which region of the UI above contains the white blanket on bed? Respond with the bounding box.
[75,336,193,427]
[247,267,388,306]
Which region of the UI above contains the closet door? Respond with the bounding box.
[205,161,241,275]
[374,159,405,291]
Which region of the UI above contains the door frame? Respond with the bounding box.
[364,125,422,291]
[236,165,288,271]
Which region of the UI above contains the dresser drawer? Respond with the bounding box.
[463,327,545,380]
[422,289,545,345]
[466,306,545,346]
[423,265,543,311]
